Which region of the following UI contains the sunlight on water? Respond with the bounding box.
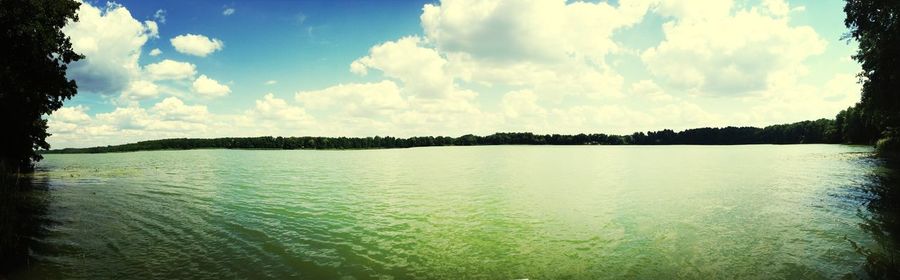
[10,145,889,279]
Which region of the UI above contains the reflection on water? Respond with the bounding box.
[848,160,900,279]
[0,169,52,276]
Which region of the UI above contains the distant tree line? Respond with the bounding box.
[44,118,864,154]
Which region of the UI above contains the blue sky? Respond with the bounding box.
[68,0,430,113]
[50,0,862,148]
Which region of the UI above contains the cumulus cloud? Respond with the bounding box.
[449,54,627,99]
[144,21,159,38]
[733,73,863,127]
[347,36,493,134]
[63,2,157,94]
[151,97,210,122]
[192,75,231,97]
[417,0,649,98]
[170,34,224,57]
[85,100,209,137]
[296,81,406,118]
[60,1,237,105]
[653,0,733,19]
[630,80,673,102]
[421,0,649,63]
[49,105,92,134]
[223,7,235,16]
[121,80,160,100]
[642,0,826,95]
[251,93,313,123]
[501,90,546,119]
[94,106,152,130]
[351,36,454,98]
[144,59,197,80]
[48,96,299,148]
[821,74,861,103]
[762,0,790,17]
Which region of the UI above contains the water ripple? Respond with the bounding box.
[11,145,887,279]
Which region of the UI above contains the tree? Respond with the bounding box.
[0,0,83,171]
[844,0,900,132]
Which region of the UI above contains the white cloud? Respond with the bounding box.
[653,0,733,20]
[54,105,92,124]
[822,74,861,103]
[170,34,224,57]
[349,0,652,101]
[62,1,228,105]
[153,9,166,24]
[121,80,160,100]
[630,80,673,102]
[501,90,546,119]
[151,97,210,123]
[61,2,235,104]
[348,36,494,135]
[144,21,159,38]
[734,73,863,127]
[144,59,197,80]
[762,0,790,17]
[49,98,218,147]
[417,0,648,99]
[265,80,278,85]
[253,93,313,122]
[223,8,236,16]
[295,81,407,118]
[651,101,723,129]
[351,36,453,98]
[642,1,826,96]
[498,90,552,132]
[421,0,649,63]
[94,106,152,130]
[192,75,231,97]
[63,2,157,94]
[447,54,627,99]
[51,105,92,134]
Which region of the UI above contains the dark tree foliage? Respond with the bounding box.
[835,104,882,144]
[44,119,846,154]
[0,0,83,171]
[844,0,900,135]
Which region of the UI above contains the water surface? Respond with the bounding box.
[10,145,893,279]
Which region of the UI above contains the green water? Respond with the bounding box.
[8,145,894,279]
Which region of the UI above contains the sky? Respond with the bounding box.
[48,0,863,148]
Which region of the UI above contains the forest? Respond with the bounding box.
[43,116,872,153]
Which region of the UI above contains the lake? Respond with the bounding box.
[7,145,896,279]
